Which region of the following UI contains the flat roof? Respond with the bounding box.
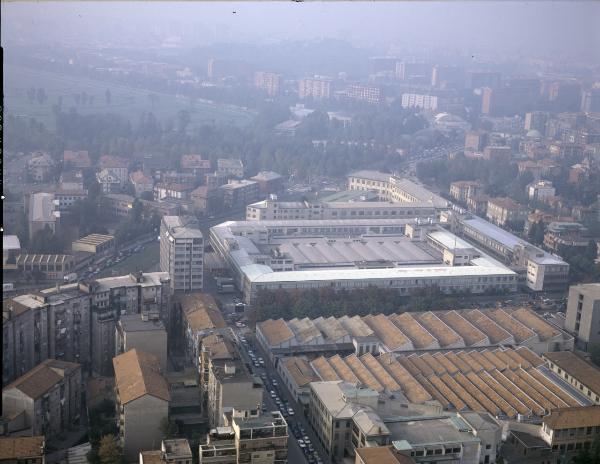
[349,170,391,182]
[72,234,114,246]
[3,235,21,251]
[387,416,478,446]
[119,314,166,332]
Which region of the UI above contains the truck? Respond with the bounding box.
[63,272,78,283]
[218,284,235,293]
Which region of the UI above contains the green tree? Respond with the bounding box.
[98,436,122,464]
[160,417,179,439]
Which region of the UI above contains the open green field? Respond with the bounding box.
[96,242,160,278]
[4,64,256,130]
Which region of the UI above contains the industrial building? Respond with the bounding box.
[71,234,115,254]
[257,308,573,361]
[210,218,519,303]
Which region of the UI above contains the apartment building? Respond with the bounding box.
[180,155,212,176]
[115,313,168,372]
[28,193,59,241]
[160,216,204,293]
[27,152,55,183]
[63,150,91,170]
[199,333,236,414]
[464,131,489,153]
[482,146,512,163]
[345,85,382,104]
[539,406,600,457]
[2,360,82,439]
[129,171,154,197]
[299,76,332,100]
[154,183,194,202]
[400,93,438,111]
[179,293,228,368]
[0,437,45,464]
[139,439,193,464]
[217,159,244,179]
[250,171,284,195]
[527,180,556,202]
[565,283,600,350]
[102,194,135,218]
[114,349,170,461]
[544,351,600,404]
[199,412,288,464]
[206,357,263,428]
[486,198,529,227]
[449,181,482,204]
[219,180,260,208]
[254,72,281,97]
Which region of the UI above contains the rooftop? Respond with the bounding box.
[29,192,56,223]
[388,415,479,447]
[356,446,415,464]
[180,293,227,332]
[543,405,600,430]
[119,314,166,332]
[162,216,203,239]
[4,359,80,400]
[348,170,391,183]
[3,235,21,251]
[0,437,44,460]
[251,171,283,182]
[281,357,320,387]
[113,349,170,404]
[544,351,600,396]
[72,234,114,247]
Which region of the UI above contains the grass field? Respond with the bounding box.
[96,242,160,278]
[4,64,256,130]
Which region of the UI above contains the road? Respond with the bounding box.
[228,326,328,464]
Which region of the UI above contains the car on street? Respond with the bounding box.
[270,391,277,398]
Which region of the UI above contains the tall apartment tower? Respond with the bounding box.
[160,216,204,293]
[565,283,600,351]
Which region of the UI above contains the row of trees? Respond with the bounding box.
[252,286,502,322]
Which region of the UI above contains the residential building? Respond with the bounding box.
[431,65,464,89]
[524,111,549,134]
[199,412,288,464]
[180,155,211,176]
[465,71,501,91]
[2,360,82,439]
[254,72,281,97]
[130,171,154,197]
[355,447,415,464]
[217,159,244,179]
[299,76,332,100]
[543,222,589,252]
[218,180,260,208]
[466,195,489,216]
[80,272,171,376]
[401,94,439,111]
[139,439,193,464]
[3,236,21,271]
[502,429,557,464]
[160,171,197,187]
[565,283,600,351]
[486,198,529,228]
[450,181,482,204]
[27,152,55,183]
[0,437,45,464]
[154,183,194,202]
[250,171,284,195]
[206,354,263,428]
[116,313,168,372]
[464,131,489,153]
[160,216,204,293]
[59,170,85,191]
[396,62,432,83]
[482,146,512,162]
[527,180,555,202]
[53,190,88,211]
[540,406,600,458]
[28,193,59,241]
[72,234,115,254]
[179,293,228,369]
[544,351,600,404]
[102,194,134,218]
[345,85,382,104]
[113,349,170,461]
[199,333,236,414]
[190,186,220,216]
[63,151,91,170]
[96,169,126,194]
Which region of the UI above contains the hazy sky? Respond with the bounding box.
[2,2,599,59]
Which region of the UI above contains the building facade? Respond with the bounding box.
[160,216,204,293]
[565,283,600,350]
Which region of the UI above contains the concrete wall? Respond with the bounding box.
[123,395,169,461]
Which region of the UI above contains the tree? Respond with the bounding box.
[98,436,122,464]
[572,436,600,464]
[159,417,179,439]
